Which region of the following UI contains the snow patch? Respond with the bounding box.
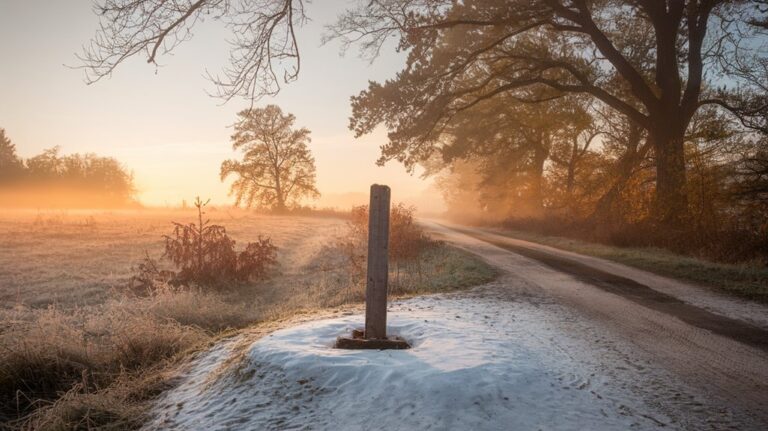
[144,294,702,430]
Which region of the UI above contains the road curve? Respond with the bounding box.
[423,220,768,427]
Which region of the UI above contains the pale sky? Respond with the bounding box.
[0,0,443,210]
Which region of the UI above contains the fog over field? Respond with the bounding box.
[1,0,768,430]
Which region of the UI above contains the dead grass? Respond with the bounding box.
[146,288,254,332]
[0,303,208,423]
[490,227,768,303]
[0,209,496,430]
[7,339,198,431]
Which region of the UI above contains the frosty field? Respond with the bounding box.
[0,209,345,308]
[0,208,495,428]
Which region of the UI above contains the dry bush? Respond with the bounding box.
[133,198,278,291]
[389,204,436,262]
[11,345,184,431]
[334,203,441,293]
[336,205,369,276]
[14,384,146,431]
[343,203,436,261]
[128,252,177,294]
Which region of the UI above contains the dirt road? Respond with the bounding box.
[424,221,768,428]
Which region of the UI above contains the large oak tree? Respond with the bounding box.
[335,0,768,226]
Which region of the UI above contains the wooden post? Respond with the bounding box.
[335,184,408,349]
[365,184,390,340]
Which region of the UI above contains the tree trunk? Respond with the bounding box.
[652,127,689,227]
[529,142,549,214]
[649,8,690,228]
[275,196,286,212]
[590,125,646,222]
[274,168,286,212]
[564,138,578,215]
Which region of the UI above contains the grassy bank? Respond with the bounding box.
[490,227,768,304]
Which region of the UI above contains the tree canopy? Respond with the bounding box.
[220,105,320,210]
[79,0,768,259]
[80,0,768,226]
[338,0,768,225]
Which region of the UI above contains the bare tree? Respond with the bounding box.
[78,0,304,101]
[220,105,319,211]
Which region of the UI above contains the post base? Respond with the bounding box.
[334,328,410,350]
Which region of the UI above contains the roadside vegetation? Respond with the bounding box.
[490,226,768,304]
[131,197,279,290]
[0,207,495,430]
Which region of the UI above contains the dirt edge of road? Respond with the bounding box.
[450,225,768,353]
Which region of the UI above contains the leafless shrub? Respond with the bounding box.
[129,251,177,294]
[132,197,278,290]
[335,203,440,292]
[389,204,436,265]
[336,205,369,277]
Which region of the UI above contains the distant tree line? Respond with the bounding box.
[0,128,137,208]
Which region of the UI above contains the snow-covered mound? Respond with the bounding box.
[144,290,726,430]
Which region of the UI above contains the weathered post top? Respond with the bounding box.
[365,184,390,340]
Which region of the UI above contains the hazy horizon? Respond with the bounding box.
[0,0,444,211]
